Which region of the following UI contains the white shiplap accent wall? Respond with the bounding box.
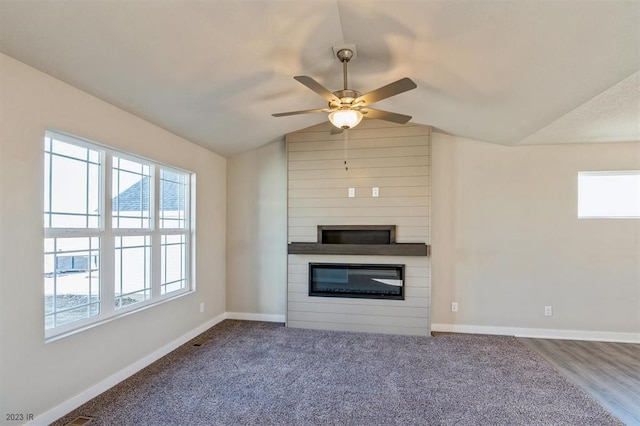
[286,120,431,336]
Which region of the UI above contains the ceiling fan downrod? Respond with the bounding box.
[336,48,353,91]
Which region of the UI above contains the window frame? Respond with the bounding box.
[577,170,640,219]
[44,130,195,340]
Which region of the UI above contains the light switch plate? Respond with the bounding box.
[372,187,379,197]
[348,187,355,198]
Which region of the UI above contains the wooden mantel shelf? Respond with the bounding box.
[288,243,430,256]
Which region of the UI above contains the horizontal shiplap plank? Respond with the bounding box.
[289,166,429,181]
[288,263,308,274]
[288,302,428,319]
[288,235,317,243]
[289,235,429,244]
[405,267,431,278]
[287,126,429,143]
[288,197,429,209]
[289,176,429,189]
[289,206,428,218]
[288,217,429,227]
[287,137,428,153]
[287,311,427,328]
[286,320,430,337]
[394,236,429,244]
[287,273,308,284]
[288,155,429,170]
[287,226,317,237]
[404,287,430,298]
[288,146,428,161]
[288,185,429,199]
[288,292,429,308]
[396,226,430,238]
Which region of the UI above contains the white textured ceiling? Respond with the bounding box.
[0,0,638,156]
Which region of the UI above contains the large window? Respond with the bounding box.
[578,171,640,218]
[44,130,193,338]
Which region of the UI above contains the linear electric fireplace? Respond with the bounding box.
[309,263,404,300]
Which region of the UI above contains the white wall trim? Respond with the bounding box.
[226,311,286,323]
[431,323,640,343]
[31,313,227,425]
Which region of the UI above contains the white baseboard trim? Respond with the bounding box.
[431,323,640,344]
[226,311,286,323]
[31,313,227,426]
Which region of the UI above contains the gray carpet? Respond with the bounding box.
[54,320,621,425]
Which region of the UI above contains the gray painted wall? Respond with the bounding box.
[431,133,640,336]
[0,53,227,419]
[226,140,287,318]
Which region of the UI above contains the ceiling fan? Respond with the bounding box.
[272,47,417,130]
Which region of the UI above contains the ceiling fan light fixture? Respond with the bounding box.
[329,109,363,129]
[272,45,416,129]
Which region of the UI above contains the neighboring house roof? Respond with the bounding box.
[112,176,183,211]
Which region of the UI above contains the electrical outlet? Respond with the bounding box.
[200,302,205,313]
[544,305,552,317]
[348,187,355,198]
[451,302,458,312]
[372,187,379,197]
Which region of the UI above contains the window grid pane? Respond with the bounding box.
[160,169,187,229]
[44,137,101,229]
[44,237,100,330]
[112,157,152,229]
[161,234,187,294]
[115,236,152,308]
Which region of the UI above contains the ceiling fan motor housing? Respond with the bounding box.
[330,89,362,109]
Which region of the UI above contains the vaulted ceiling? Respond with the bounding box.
[0,0,638,156]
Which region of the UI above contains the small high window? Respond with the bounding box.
[44,130,194,339]
[578,171,640,218]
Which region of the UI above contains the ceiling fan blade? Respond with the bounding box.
[272,108,330,117]
[355,78,417,106]
[361,108,412,124]
[330,126,344,135]
[294,76,340,103]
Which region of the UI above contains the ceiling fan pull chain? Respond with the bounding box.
[343,129,349,171]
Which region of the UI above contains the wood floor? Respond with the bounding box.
[520,338,640,425]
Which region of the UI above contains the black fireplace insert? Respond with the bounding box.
[309,263,404,300]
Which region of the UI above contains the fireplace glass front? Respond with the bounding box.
[309,263,404,300]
